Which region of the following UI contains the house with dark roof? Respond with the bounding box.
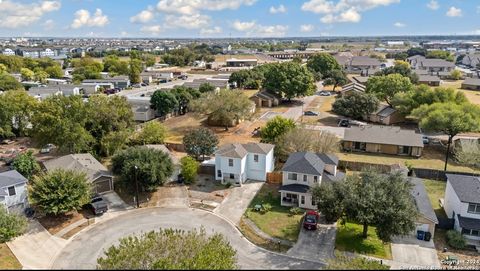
[251,90,282,108]
[444,174,480,247]
[43,154,114,194]
[340,82,366,96]
[279,152,344,210]
[418,75,441,87]
[0,170,29,214]
[214,143,275,185]
[461,78,480,91]
[409,178,439,238]
[366,104,405,125]
[342,125,424,157]
[417,59,455,74]
[347,56,382,76]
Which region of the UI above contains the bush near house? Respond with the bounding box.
[446,230,467,249]
[0,208,28,243]
[180,156,199,184]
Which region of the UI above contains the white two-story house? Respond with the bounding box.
[0,170,29,214]
[279,152,344,210]
[215,143,275,185]
[444,174,480,248]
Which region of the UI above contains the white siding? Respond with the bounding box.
[282,171,322,187]
[1,183,28,212]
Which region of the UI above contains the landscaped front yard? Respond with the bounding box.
[0,243,21,270]
[245,183,302,242]
[335,222,392,260]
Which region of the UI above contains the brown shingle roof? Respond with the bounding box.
[343,125,424,147]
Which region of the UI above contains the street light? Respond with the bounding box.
[134,165,140,208]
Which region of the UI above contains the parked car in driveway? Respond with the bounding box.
[303,210,319,230]
[422,135,430,145]
[338,119,350,127]
[304,111,320,116]
[40,144,55,154]
[88,194,108,215]
[319,91,331,96]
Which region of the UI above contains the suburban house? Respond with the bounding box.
[215,143,275,185]
[251,90,282,108]
[2,48,15,56]
[226,58,258,67]
[461,53,480,68]
[444,174,480,248]
[461,78,480,91]
[126,96,156,122]
[279,152,344,210]
[366,104,405,125]
[416,58,455,74]
[347,56,382,76]
[28,85,81,100]
[408,177,439,238]
[183,78,229,91]
[43,154,114,194]
[0,170,29,214]
[418,75,441,86]
[342,125,424,157]
[351,76,369,85]
[83,76,131,90]
[340,82,366,96]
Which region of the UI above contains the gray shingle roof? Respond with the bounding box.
[282,152,338,175]
[463,78,480,86]
[350,56,381,67]
[343,125,424,148]
[0,170,28,188]
[373,104,397,117]
[420,59,455,68]
[446,174,480,204]
[341,82,366,94]
[43,154,112,182]
[418,75,441,82]
[457,215,480,231]
[409,178,439,224]
[215,143,274,158]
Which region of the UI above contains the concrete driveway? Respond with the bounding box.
[287,216,336,262]
[102,191,132,211]
[8,220,67,269]
[213,181,263,225]
[52,208,324,270]
[391,236,440,268]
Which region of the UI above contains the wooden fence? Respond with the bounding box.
[266,172,283,184]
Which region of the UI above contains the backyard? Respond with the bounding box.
[0,243,21,269]
[244,183,302,242]
[335,222,392,260]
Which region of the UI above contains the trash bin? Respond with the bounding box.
[417,230,425,240]
[424,231,432,242]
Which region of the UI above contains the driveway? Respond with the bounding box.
[213,181,263,225]
[8,220,67,269]
[391,236,441,268]
[287,216,336,262]
[282,95,318,121]
[52,208,324,270]
[102,191,132,212]
[156,186,189,208]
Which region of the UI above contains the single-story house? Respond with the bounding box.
[83,76,130,90]
[366,104,405,125]
[444,174,480,247]
[418,75,441,86]
[215,143,275,185]
[342,125,424,157]
[28,85,81,100]
[226,58,258,67]
[352,76,369,85]
[417,59,455,74]
[347,56,382,75]
[183,78,229,91]
[0,170,29,214]
[341,82,366,96]
[279,152,344,210]
[251,90,281,108]
[409,177,439,238]
[43,154,114,194]
[126,96,156,122]
[461,78,480,91]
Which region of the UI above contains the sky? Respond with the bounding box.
[1,0,479,38]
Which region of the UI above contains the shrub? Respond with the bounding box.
[0,208,28,242]
[11,150,40,180]
[180,156,199,184]
[261,203,272,213]
[289,207,303,216]
[446,230,467,249]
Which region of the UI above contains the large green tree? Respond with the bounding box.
[12,151,40,180]
[366,74,413,106]
[263,62,316,100]
[374,60,418,84]
[135,121,168,145]
[412,102,480,171]
[0,90,38,138]
[260,116,296,144]
[97,228,237,270]
[332,92,380,120]
[183,128,219,160]
[323,69,348,91]
[29,169,92,216]
[0,73,23,91]
[311,181,348,223]
[112,146,174,192]
[307,53,341,78]
[151,91,178,116]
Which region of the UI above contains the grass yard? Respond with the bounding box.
[459,89,480,105]
[0,243,21,270]
[163,114,206,143]
[238,218,292,253]
[422,179,447,219]
[245,183,302,242]
[335,222,392,260]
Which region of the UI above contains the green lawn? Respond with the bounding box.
[0,243,21,270]
[422,179,447,219]
[245,183,302,242]
[335,222,392,260]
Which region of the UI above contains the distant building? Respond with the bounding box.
[2,48,15,56]
[226,58,258,67]
[83,76,130,89]
[461,78,480,91]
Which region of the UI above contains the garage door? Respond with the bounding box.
[94,177,112,194]
[248,170,266,181]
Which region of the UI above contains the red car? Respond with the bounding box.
[303,210,319,230]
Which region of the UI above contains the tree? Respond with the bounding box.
[260,116,296,144]
[311,181,348,223]
[374,60,418,84]
[407,47,427,57]
[97,228,237,270]
[151,91,178,116]
[183,128,218,160]
[263,62,316,100]
[0,207,28,243]
[129,58,143,84]
[307,53,341,78]
[366,74,413,105]
[276,127,339,161]
[45,65,64,78]
[392,85,468,116]
[327,252,389,270]
[180,156,199,184]
[199,83,215,93]
[449,70,462,80]
[0,90,38,138]
[135,121,167,145]
[412,103,480,171]
[29,169,91,216]
[20,68,35,81]
[191,90,254,130]
[454,140,480,169]
[323,69,348,91]
[34,70,49,83]
[332,92,380,120]
[0,73,23,91]
[112,147,174,192]
[11,151,40,180]
[426,50,454,62]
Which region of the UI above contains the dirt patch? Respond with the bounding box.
[188,175,229,204]
[37,209,94,235]
[239,218,292,253]
[434,229,480,269]
[0,243,21,270]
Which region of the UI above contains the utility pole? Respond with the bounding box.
[134,165,140,208]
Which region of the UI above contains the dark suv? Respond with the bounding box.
[303,211,319,230]
[88,194,108,215]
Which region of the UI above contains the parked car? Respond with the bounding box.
[132,84,142,88]
[303,210,319,230]
[422,135,430,145]
[180,75,188,80]
[141,83,148,87]
[88,194,108,215]
[40,144,55,154]
[338,119,350,127]
[304,111,320,116]
[177,174,184,184]
[319,91,331,96]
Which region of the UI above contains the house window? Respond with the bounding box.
[303,175,307,182]
[7,186,16,196]
[228,159,233,167]
[301,195,305,205]
[312,198,316,206]
[254,154,259,162]
[467,203,480,214]
[288,173,297,181]
[230,173,235,179]
[217,170,222,178]
[313,176,318,183]
[399,146,410,155]
[462,228,480,237]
